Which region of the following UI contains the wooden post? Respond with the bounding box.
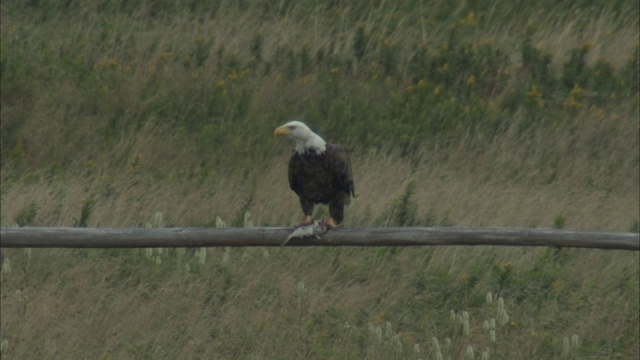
[1,227,638,250]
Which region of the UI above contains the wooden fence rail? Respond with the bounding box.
[1,227,638,250]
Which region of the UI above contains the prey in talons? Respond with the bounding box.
[280,220,329,247]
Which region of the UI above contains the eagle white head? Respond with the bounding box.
[274,121,327,154]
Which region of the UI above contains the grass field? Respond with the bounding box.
[1,0,639,359]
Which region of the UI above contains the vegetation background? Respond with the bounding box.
[1,0,638,358]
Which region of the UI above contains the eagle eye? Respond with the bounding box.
[289,125,296,130]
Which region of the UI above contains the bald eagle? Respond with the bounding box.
[274,121,355,228]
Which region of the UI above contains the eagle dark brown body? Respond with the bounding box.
[288,144,355,225]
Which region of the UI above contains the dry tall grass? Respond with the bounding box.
[1,1,639,359]
[1,234,638,359]
[1,131,638,358]
[2,135,638,230]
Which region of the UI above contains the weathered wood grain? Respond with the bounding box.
[1,227,638,250]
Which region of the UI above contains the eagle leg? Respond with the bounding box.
[297,198,315,226]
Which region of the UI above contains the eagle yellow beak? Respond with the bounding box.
[274,126,291,138]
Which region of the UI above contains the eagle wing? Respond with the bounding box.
[327,144,355,199]
[288,154,302,194]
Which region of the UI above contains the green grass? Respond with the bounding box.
[1,0,638,176]
[1,0,639,359]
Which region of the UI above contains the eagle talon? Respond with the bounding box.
[323,218,341,229]
[295,215,314,227]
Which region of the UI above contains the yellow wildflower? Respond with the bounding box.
[95,57,119,69]
[433,85,442,95]
[570,84,583,97]
[459,12,477,26]
[299,75,311,84]
[526,85,545,107]
[416,79,426,89]
[129,154,140,169]
[466,75,476,86]
[582,40,594,50]
[526,85,542,99]
[156,52,174,60]
[563,97,581,109]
